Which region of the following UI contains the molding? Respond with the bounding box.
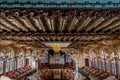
[0,32,119,37]
[0,9,120,17]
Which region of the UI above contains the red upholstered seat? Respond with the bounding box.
[4,66,32,79]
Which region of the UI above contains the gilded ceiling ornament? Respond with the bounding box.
[50,43,63,53]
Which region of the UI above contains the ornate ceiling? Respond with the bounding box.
[0,9,120,49]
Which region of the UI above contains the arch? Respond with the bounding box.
[89,48,98,58]
[0,51,4,58]
[17,48,25,68]
[115,45,120,57]
[0,47,4,53]
[0,50,4,74]
[0,46,6,55]
[17,48,25,57]
[115,45,120,75]
[4,46,15,58]
[3,46,16,72]
[99,46,113,57]
[26,49,32,56]
[89,48,98,54]
[31,50,37,56]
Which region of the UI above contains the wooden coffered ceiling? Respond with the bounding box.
[0,9,120,49]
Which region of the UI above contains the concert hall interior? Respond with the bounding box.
[0,0,120,80]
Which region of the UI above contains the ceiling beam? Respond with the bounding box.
[32,17,42,31]
[68,36,74,41]
[73,36,80,41]
[4,17,23,31]
[59,17,64,32]
[77,17,91,32]
[52,36,56,41]
[0,17,20,31]
[86,17,104,32]
[0,24,11,31]
[11,17,28,31]
[28,17,40,31]
[102,20,120,32]
[111,26,120,32]
[94,17,119,32]
[37,17,46,32]
[50,17,55,32]
[56,36,60,41]
[63,36,68,41]
[19,17,37,31]
[45,17,54,32]
[38,36,45,41]
[68,17,78,32]
[31,37,39,41]
[60,17,67,32]
[24,17,37,31]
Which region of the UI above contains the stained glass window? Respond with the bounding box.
[90,51,96,68]
[118,50,120,74]
[0,52,4,74]
[89,58,92,68]
[94,59,98,68]
[8,50,15,71]
[17,51,24,68]
[5,60,10,72]
[101,51,106,71]
[111,52,117,74]
[98,61,102,70]
[5,50,15,72]
[105,60,110,72]
[102,51,110,72]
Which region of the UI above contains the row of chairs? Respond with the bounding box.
[40,69,52,80]
[40,69,74,80]
[65,62,75,70]
[62,69,74,80]
[5,66,32,79]
[38,63,49,69]
[81,66,110,79]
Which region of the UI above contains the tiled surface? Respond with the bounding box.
[0,0,120,8]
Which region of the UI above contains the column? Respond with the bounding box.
[75,60,79,80]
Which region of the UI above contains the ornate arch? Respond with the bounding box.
[3,45,15,57]
[114,45,120,58]
[88,48,98,59]
[89,48,98,54]
[99,45,113,55]
[17,48,25,57]
[26,49,32,56]
[0,46,7,54]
